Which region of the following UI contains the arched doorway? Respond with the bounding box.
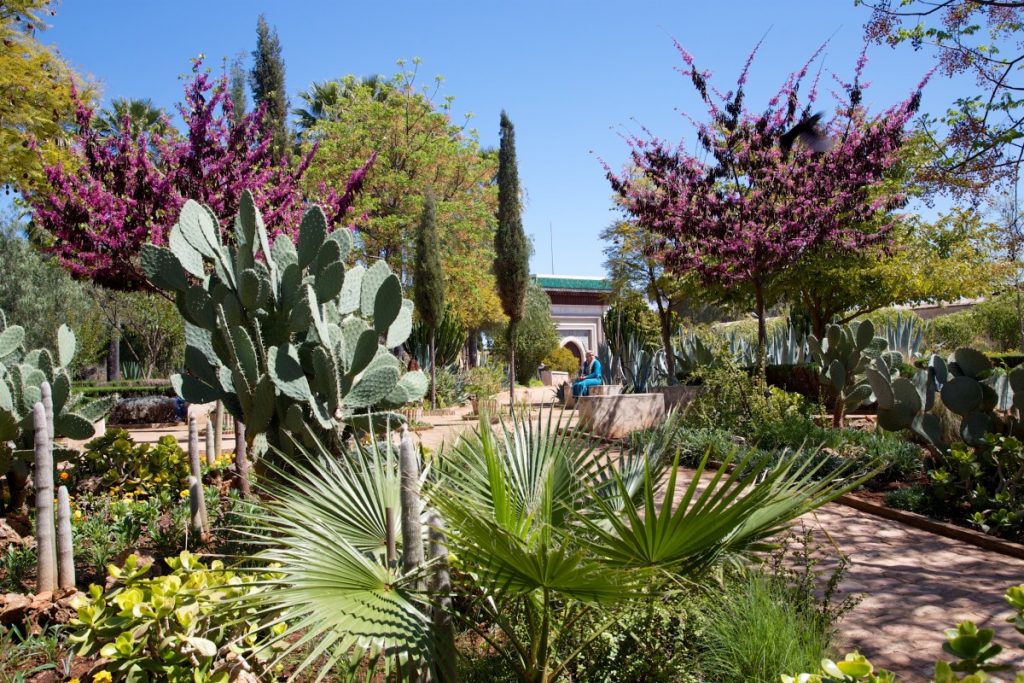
[563,340,584,365]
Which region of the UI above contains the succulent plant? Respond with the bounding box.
[726,322,809,368]
[675,332,716,379]
[880,312,926,360]
[808,320,879,426]
[940,348,1015,447]
[140,191,427,455]
[866,353,948,452]
[0,316,115,510]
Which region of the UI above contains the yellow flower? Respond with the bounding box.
[73,510,82,521]
[93,672,113,683]
[69,679,80,683]
[179,489,189,499]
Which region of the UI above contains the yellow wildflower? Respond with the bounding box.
[179,489,189,499]
[93,672,113,683]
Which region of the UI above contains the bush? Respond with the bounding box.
[431,366,468,408]
[885,484,928,513]
[71,429,190,498]
[464,364,504,400]
[69,552,284,682]
[986,351,1024,368]
[492,283,560,384]
[543,346,579,374]
[927,310,978,351]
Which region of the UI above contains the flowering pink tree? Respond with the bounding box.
[607,43,927,366]
[29,59,372,291]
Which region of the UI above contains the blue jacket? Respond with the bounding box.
[581,358,602,381]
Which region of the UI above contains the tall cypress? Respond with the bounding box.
[414,192,445,409]
[249,15,288,159]
[228,52,248,125]
[493,111,530,407]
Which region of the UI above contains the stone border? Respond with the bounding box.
[836,493,1024,561]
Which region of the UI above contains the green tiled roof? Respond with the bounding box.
[535,275,612,292]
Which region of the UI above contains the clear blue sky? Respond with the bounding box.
[40,0,958,277]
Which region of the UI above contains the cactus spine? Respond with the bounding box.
[33,402,56,593]
[56,485,74,590]
[140,192,427,457]
[187,417,209,536]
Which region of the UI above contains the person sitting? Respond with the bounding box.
[572,350,602,398]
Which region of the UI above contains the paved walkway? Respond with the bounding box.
[128,394,1024,679]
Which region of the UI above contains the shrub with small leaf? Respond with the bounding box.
[69,551,284,683]
[72,430,190,498]
[140,191,427,456]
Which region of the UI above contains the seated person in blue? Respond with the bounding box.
[572,350,602,398]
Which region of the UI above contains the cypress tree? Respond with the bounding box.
[228,52,248,125]
[249,15,288,159]
[414,192,445,409]
[494,111,530,407]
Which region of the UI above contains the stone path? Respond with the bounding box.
[128,394,1024,679]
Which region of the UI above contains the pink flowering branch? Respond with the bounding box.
[607,42,927,365]
[28,59,374,291]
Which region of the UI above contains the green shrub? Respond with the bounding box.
[543,346,579,374]
[464,364,504,400]
[927,310,980,351]
[71,430,190,498]
[69,552,284,683]
[431,366,468,408]
[986,351,1024,368]
[885,484,928,513]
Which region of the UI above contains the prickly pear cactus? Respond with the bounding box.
[808,320,877,426]
[866,353,948,452]
[141,191,427,455]
[0,315,114,508]
[940,348,1008,447]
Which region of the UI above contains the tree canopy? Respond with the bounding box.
[300,63,502,331]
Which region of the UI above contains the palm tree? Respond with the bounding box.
[92,98,169,139]
[292,74,390,137]
[236,409,867,682]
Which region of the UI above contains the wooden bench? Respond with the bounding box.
[576,393,666,439]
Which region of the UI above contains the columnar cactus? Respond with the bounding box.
[56,485,75,590]
[0,318,115,509]
[187,417,209,536]
[33,402,57,593]
[808,321,881,427]
[140,191,427,455]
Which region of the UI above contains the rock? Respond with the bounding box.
[3,515,32,538]
[109,396,179,425]
[0,592,31,625]
[0,518,27,549]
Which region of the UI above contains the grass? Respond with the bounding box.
[699,571,834,683]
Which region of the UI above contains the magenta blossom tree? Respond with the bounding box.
[29,59,373,291]
[607,42,928,366]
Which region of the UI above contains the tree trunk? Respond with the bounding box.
[754,280,767,376]
[468,331,479,368]
[656,299,676,385]
[429,330,437,410]
[234,419,251,499]
[1016,281,1024,352]
[106,323,121,382]
[507,323,517,411]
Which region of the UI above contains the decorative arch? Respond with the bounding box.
[563,339,584,365]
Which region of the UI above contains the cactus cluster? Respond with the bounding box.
[728,322,809,368]
[868,347,1024,451]
[141,192,427,454]
[880,312,925,360]
[0,315,114,508]
[808,320,887,426]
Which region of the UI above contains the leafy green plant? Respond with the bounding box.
[69,552,285,683]
[464,364,504,401]
[72,430,190,498]
[406,304,467,370]
[0,545,34,593]
[543,346,579,375]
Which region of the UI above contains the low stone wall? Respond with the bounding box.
[651,385,703,411]
[540,370,569,387]
[577,393,666,439]
[562,383,619,408]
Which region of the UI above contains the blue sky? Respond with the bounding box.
[40,0,958,277]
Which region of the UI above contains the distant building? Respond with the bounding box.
[535,275,612,362]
